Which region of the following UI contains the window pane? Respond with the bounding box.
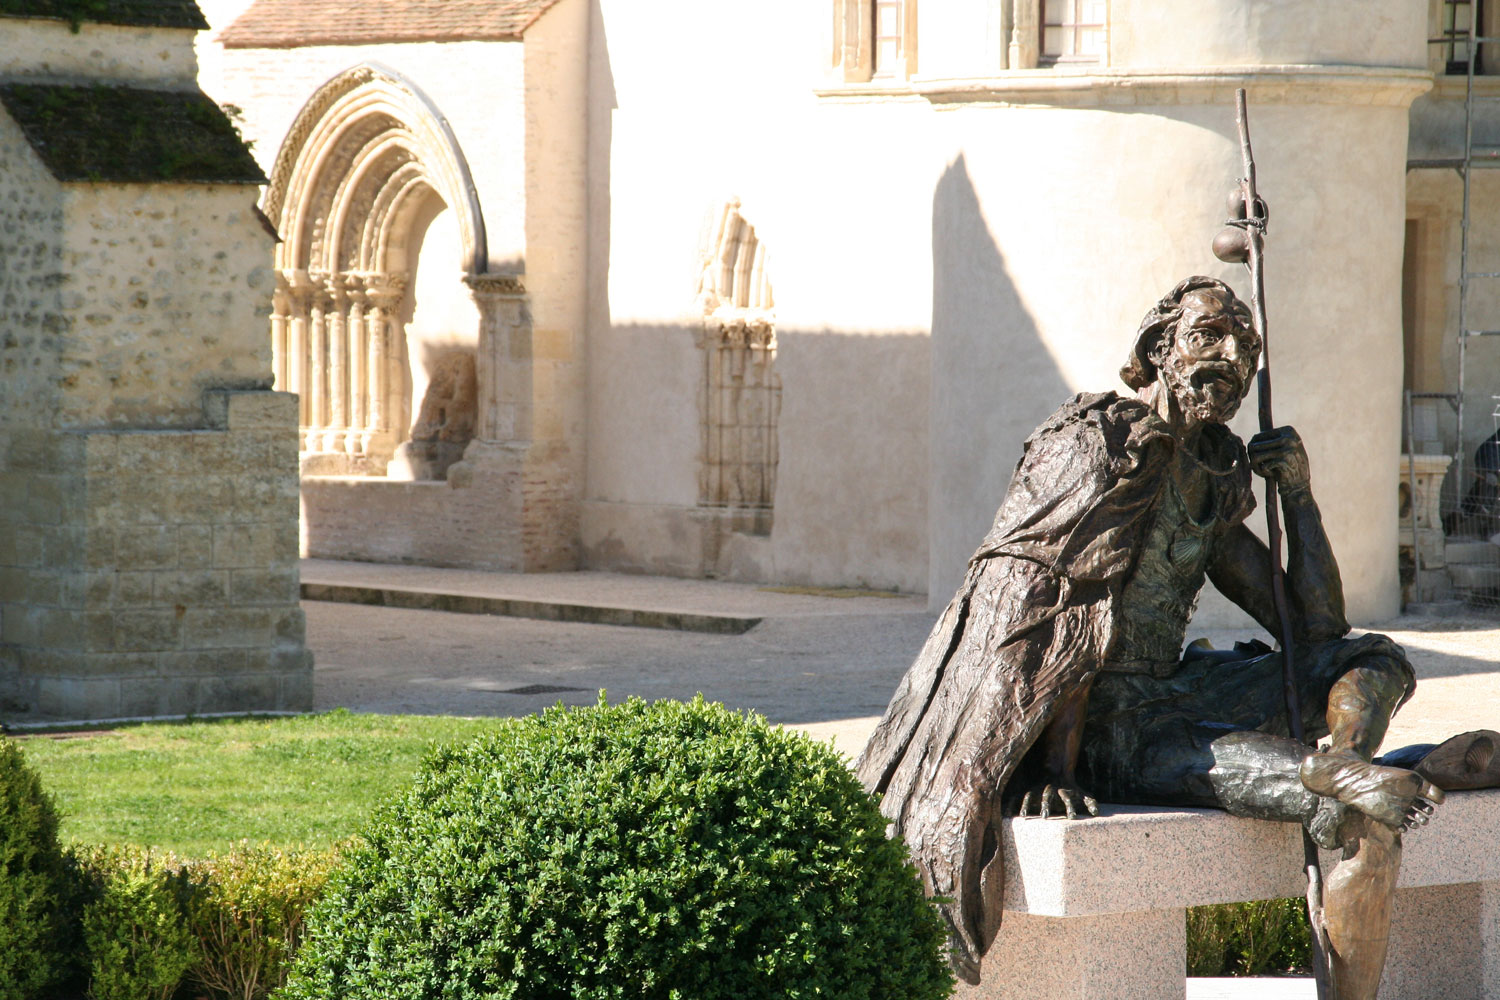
[1043,26,1068,55]
[1081,0,1107,24]
[877,5,899,35]
[1043,0,1069,26]
[877,38,900,68]
[1078,27,1105,56]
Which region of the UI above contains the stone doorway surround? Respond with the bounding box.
[263,61,576,571]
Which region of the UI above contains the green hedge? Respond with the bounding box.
[0,737,68,1000]
[280,696,955,1000]
[62,844,340,1000]
[4,718,1316,996]
[1187,898,1311,977]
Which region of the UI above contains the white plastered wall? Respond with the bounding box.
[588,0,1425,620]
[584,0,934,592]
[198,0,1428,622]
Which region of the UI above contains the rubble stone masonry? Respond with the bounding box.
[0,12,311,721]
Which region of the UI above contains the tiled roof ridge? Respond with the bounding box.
[218,0,564,49]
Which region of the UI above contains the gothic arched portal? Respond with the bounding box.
[263,61,490,478]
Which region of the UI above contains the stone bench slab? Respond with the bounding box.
[1002,787,1500,916]
[959,789,1500,1000]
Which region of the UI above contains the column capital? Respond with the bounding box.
[341,272,369,304]
[464,271,527,300]
[361,272,409,309]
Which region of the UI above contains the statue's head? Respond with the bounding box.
[1120,276,1260,425]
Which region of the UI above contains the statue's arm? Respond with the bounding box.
[1208,427,1349,642]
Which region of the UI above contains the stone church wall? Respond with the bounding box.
[0,12,310,722]
[199,3,588,573]
[580,1,934,594]
[0,110,64,429]
[54,184,275,428]
[582,0,1425,621]
[197,0,1427,623]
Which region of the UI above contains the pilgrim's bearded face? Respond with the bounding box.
[1156,289,1261,424]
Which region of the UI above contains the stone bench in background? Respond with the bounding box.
[956,788,1500,1000]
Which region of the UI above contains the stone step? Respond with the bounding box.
[300,582,763,634]
[1448,562,1500,592]
[1408,568,1455,604]
[1445,539,1500,564]
[1405,599,1469,617]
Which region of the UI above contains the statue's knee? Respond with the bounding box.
[1340,649,1416,707]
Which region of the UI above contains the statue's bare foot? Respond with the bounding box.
[1300,752,1444,831]
[1015,782,1098,820]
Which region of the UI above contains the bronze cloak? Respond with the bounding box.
[855,390,1254,982]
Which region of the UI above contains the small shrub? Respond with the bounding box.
[279,695,953,1000]
[1187,898,1311,977]
[78,847,197,1000]
[0,737,66,1000]
[181,844,340,1000]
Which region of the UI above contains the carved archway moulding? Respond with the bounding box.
[264,60,486,275]
[264,61,506,468]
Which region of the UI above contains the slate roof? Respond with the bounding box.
[219,0,562,49]
[0,83,265,183]
[0,0,207,29]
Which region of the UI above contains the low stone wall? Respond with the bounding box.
[0,391,310,721]
[300,439,576,572]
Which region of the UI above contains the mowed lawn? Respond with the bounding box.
[14,709,503,855]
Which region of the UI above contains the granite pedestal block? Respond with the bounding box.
[956,789,1500,999]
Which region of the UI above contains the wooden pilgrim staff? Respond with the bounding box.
[1211,88,1334,1000]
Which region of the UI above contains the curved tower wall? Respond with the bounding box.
[927,0,1429,625]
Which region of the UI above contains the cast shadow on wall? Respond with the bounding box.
[928,153,1070,601]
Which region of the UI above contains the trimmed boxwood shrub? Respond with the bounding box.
[180,844,340,1000]
[278,696,953,1000]
[77,848,196,1000]
[0,736,67,1000]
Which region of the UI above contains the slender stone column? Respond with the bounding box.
[306,275,328,452]
[323,277,347,454]
[270,280,289,392]
[364,274,407,465]
[344,275,367,456]
[284,273,312,447]
[1009,0,1038,70]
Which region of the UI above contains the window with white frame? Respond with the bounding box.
[831,0,916,82]
[1040,0,1105,65]
[873,0,905,76]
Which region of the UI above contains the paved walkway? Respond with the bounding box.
[304,558,1500,760]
